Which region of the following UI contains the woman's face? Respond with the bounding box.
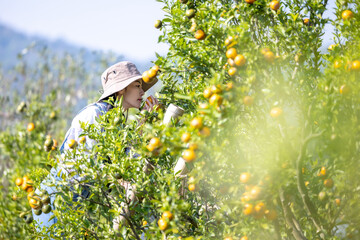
[117,80,144,110]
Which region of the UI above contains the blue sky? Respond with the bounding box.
[0,0,336,62]
[0,0,169,62]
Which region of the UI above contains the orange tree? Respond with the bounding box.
[1,0,360,239]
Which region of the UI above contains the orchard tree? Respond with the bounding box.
[1,0,360,239]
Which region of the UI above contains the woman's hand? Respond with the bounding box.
[143,95,159,112]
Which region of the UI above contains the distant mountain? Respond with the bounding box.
[0,23,152,71]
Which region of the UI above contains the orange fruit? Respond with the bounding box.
[228,67,237,76]
[226,48,237,59]
[254,202,266,218]
[351,60,360,71]
[209,94,223,106]
[224,237,233,240]
[11,195,17,201]
[227,58,236,67]
[265,209,277,220]
[142,71,151,83]
[324,178,334,188]
[27,191,36,201]
[198,127,211,137]
[210,85,222,94]
[318,166,327,178]
[335,198,341,207]
[328,44,336,51]
[342,10,354,21]
[195,29,206,40]
[243,203,254,215]
[188,183,196,192]
[27,122,35,132]
[154,20,162,29]
[234,54,246,67]
[226,82,234,90]
[29,196,42,209]
[21,177,33,191]
[68,139,78,149]
[270,107,283,118]
[340,85,351,95]
[182,149,196,163]
[149,137,161,148]
[249,186,261,200]
[181,132,191,143]
[270,1,280,11]
[224,36,234,46]
[264,51,275,63]
[203,88,213,98]
[142,220,148,226]
[189,143,198,150]
[79,136,86,144]
[334,60,342,69]
[157,218,168,231]
[243,96,254,106]
[148,69,157,79]
[51,139,58,151]
[190,117,203,129]
[239,172,251,183]
[152,65,160,72]
[240,237,248,240]
[146,144,155,152]
[303,18,310,25]
[245,0,256,4]
[162,211,174,221]
[15,177,23,186]
[261,48,270,55]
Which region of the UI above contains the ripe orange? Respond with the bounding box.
[162,211,174,221]
[190,117,203,129]
[239,172,251,183]
[224,36,234,46]
[198,127,211,137]
[227,58,236,67]
[203,88,213,98]
[228,67,237,76]
[195,29,206,40]
[243,203,254,215]
[27,122,35,132]
[181,132,191,143]
[142,220,148,226]
[182,149,196,163]
[189,143,198,150]
[334,60,342,69]
[240,237,248,240]
[148,69,157,79]
[254,202,265,215]
[270,1,280,11]
[226,48,237,59]
[149,137,161,148]
[328,44,336,51]
[335,198,341,207]
[15,177,23,186]
[342,10,354,21]
[245,0,256,4]
[264,51,275,63]
[352,60,360,71]
[226,82,234,91]
[224,237,233,240]
[209,94,223,106]
[243,96,254,106]
[303,18,310,25]
[152,65,160,72]
[324,178,334,188]
[317,166,326,178]
[261,48,270,55]
[340,85,351,95]
[249,186,261,200]
[29,196,42,209]
[79,136,86,144]
[210,85,222,94]
[157,218,168,231]
[68,139,78,149]
[188,183,196,192]
[142,71,150,83]
[27,191,36,201]
[234,54,246,67]
[146,144,155,152]
[21,177,32,191]
[270,107,283,118]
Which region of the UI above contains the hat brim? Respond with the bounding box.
[97,75,158,102]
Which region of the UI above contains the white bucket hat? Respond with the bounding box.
[98,61,157,102]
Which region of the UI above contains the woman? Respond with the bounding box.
[33,61,159,234]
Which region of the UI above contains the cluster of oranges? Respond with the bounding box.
[142,65,160,84]
[43,135,58,152]
[224,36,247,77]
[146,137,162,154]
[334,59,360,72]
[157,210,174,231]
[239,172,278,221]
